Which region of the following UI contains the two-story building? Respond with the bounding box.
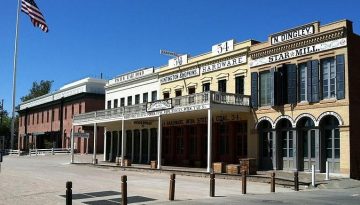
[249,20,360,179]
[18,78,107,154]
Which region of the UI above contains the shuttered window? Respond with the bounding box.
[287,64,297,104]
[260,72,272,106]
[251,72,258,108]
[298,63,307,102]
[336,55,345,99]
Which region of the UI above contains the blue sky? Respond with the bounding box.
[1,0,360,114]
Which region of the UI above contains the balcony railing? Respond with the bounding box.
[73,91,250,124]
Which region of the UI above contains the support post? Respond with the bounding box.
[139,129,142,164]
[110,131,114,162]
[93,123,97,164]
[294,171,299,191]
[66,181,72,205]
[242,170,247,194]
[103,128,107,161]
[210,173,215,197]
[70,126,74,164]
[311,164,315,187]
[206,109,212,173]
[271,172,275,192]
[169,174,175,201]
[147,129,151,164]
[157,115,162,169]
[325,161,330,180]
[272,131,277,170]
[121,175,127,205]
[121,120,125,166]
[131,129,134,162]
[117,131,120,159]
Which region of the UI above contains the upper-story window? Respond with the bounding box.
[107,100,111,109]
[188,87,195,95]
[235,76,244,95]
[298,63,307,102]
[58,108,61,121]
[79,103,82,114]
[71,105,74,118]
[151,91,157,101]
[135,94,140,104]
[202,83,210,92]
[64,107,67,120]
[163,92,170,99]
[260,71,272,106]
[37,113,39,124]
[127,96,132,106]
[321,58,336,99]
[175,90,182,97]
[114,99,118,108]
[32,114,34,125]
[218,79,227,93]
[120,98,125,107]
[52,110,55,122]
[47,110,49,122]
[41,112,44,123]
[143,93,148,103]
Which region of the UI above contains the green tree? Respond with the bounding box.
[20,80,53,102]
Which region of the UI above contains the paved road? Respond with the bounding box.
[0,154,359,205]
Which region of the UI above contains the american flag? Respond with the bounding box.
[21,0,49,32]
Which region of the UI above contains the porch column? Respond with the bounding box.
[293,130,298,171]
[207,109,212,173]
[117,131,120,157]
[139,129,142,163]
[93,123,97,164]
[121,120,125,166]
[147,129,151,163]
[103,128,107,161]
[315,128,320,172]
[110,131,114,162]
[157,115,162,169]
[272,130,277,170]
[70,126,74,163]
[86,138,89,154]
[131,129,134,162]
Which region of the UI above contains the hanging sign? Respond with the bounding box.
[73,133,90,138]
[146,99,172,112]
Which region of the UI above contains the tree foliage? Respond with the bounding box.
[20,80,53,102]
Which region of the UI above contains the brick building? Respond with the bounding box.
[18,78,107,154]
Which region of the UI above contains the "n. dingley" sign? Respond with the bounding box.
[249,38,347,67]
[271,24,315,45]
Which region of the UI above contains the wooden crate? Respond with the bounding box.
[150,160,157,169]
[124,159,132,167]
[239,158,257,175]
[212,162,226,173]
[226,164,240,175]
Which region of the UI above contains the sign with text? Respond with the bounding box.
[212,39,234,55]
[146,99,172,112]
[73,133,90,138]
[271,24,315,45]
[108,67,154,85]
[201,55,246,73]
[160,68,200,84]
[250,38,347,67]
[169,54,188,68]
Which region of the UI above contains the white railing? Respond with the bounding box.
[29,148,71,156]
[73,91,250,124]
[3,149,22,155]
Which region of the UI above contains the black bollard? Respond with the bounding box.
[210,173,215,197]
[271,172,275,193]
[242,170,247,194]
[121,175,127,205]
[66,181,72,205]
[169,174,176,201]
[294,171,299,191]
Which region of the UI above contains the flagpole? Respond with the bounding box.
[10,0,22,150]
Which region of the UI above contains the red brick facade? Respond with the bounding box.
[18,93,105,154]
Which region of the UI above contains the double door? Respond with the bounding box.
[301,129,318,171]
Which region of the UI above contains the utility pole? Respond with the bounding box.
[0,99,3,125]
